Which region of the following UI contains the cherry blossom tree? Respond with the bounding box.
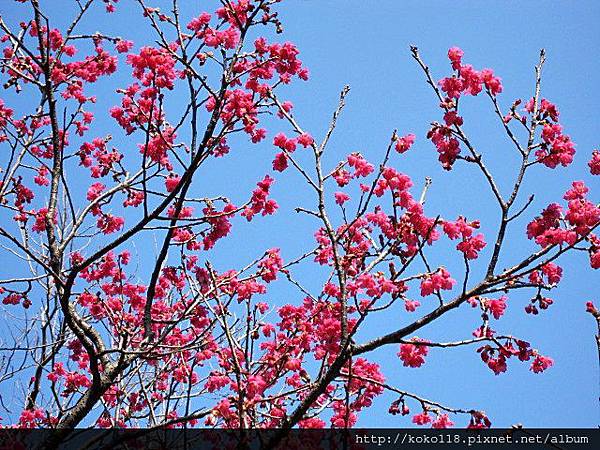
[0,0,598,447]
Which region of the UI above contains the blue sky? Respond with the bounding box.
[1,0,599,428]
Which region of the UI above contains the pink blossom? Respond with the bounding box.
[412,411,431,426]
[530,354,553,373]
[272,152,288,172]
[299,417,326,428]
[432,414,454,429]
[589,150,600,175]
[420,268,456,296]
[34,166,50,186]
[258,248,284,282]
[404,299,420,312]
[97,214,124,234]
[32,208,53,233]
[242,175,278,221]
[86,182,106,201]
[443,110,463,126]
[481,68,503,96]
[535,124,576,168]
[456,233,486,259]
[395,133,416,153]
[187,12,212,33]
[334,192,350,206]
[165,174,181,193]
[448,47,464,70]
[485,296,507,320]
[439,76,463,99]
[398,338,429,368]
[347,153,374,177]
[297,133,314,148]
[115,40,133,53]
[273,132,297,152]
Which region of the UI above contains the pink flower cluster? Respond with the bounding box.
[331,358,385,427]
[482,296,507,320]
[427,48,503,170]
[78,136,123,178]
[517,97,576,168]
[258,248,284,282]
[110,83,164,135]
[395,133,416,153]
[374,167,412,197]
[589,150,600,175]
[241,175,278,221]
[347,152,375,178]
[527,181,599,262]
[478,338,553,376]
[529,262,563,286]
[537,123,575,168]
[398,338,429,368]
[271,132,313,171]
[420,268,456,297]
[137,127,176,168]
[331,152,376,188]
[427,124,461,170]
[127,47,178,89]
[202,203,236,250]
[439,47,503,98]
[347,272,402,300]
[443,216,486,259]
[187,11,239,50]
[1,292,30,308]
[47,362,91,396]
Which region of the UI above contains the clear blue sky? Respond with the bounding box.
[1,0,599,428]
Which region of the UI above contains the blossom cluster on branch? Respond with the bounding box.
[0,0,598,443]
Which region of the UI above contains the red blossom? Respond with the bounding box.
[589,150,600,175]
[412,411,432,426]
[0,2,594,433]
[420,268,456,297]
[530,354,554,374]
[485,296,507,320]
[432,414,454,429]
[242,175,278,221]
[448,47,464,70]
[398,338,429,368]
[395,133,416,153]
[334,192,350,206]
